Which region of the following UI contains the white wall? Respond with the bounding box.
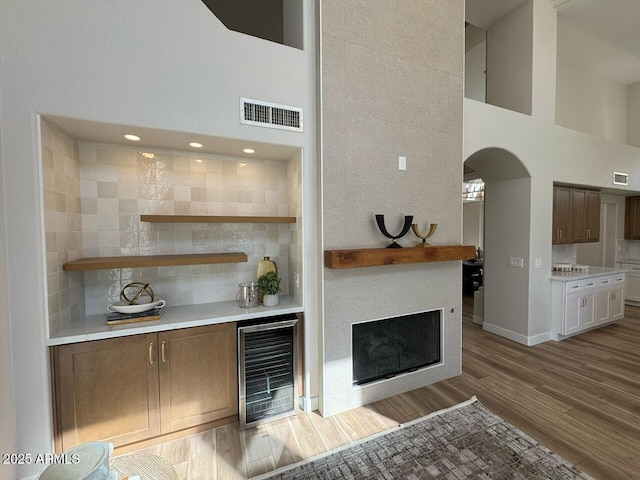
[463,202,484,248]
[0,108,18,480]
[531,0,557,122]
[465,25,486,102]
[483,177,531,343]
[556,55,628,143]
[486,1,533,115]
[320,0,465,415]
[0,1,317,477]
[628,81,640,148]
[465,99,640,343]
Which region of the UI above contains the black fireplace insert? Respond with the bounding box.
[352,310,441,386]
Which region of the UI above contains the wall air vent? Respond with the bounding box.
[240,97,303,132]
[613,172,629,186]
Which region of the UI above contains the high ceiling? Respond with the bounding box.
[466,0,640,85]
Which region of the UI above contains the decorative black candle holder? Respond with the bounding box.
[375,214,413,248]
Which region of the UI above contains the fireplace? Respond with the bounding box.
[352,310,441,386]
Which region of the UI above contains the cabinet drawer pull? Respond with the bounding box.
[570,285,580,290]
[149,342,155,365]
[600,280,609,284]
[161,341,167,363]
[586,282,595,287]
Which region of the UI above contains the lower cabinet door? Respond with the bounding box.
[595,290,610,325]
[564,294,582,334]
[610,286,625,321]
[580,293,595,329]
[158,323,238,434]
[625,273,640,302]
[53,334,160,451]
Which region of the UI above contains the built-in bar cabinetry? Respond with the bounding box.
[551,270,625,340]
[51,323,237,452]
[552,184,600,244]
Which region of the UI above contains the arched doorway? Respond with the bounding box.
[463,148,531,341]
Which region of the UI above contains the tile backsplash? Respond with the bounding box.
[41,119,85,335]
[79,142,297,315]
[42,117,302,328]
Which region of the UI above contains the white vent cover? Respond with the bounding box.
[240,97,303,132]
[613,172,629,185]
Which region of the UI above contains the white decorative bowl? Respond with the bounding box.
[107,299,165,314]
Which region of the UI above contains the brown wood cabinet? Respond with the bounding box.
[552,184,600,244]
[52,323,237,452]
[625,196,640,240]
[158,324,237,434]
[553,185,572,244]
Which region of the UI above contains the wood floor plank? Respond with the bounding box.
[287,413,327,458]
[216,423,246,480]
[306,411,351,451]
[264,422,304,469]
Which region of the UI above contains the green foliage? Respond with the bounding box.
[257,271,281,295]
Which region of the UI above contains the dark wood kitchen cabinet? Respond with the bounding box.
[625,196,640,239]
[553,185,572,244]
[553,184,600,244]
[572,188,600,242]
[52,323,237,452]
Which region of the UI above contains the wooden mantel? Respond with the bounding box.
[324,245,476,269]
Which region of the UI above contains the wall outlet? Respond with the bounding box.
[535,258,542,269]
[398,156,406,171]
[509,257,524,268]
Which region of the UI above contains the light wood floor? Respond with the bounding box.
[121,299,640,479]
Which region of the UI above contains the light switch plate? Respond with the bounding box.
[509,257,524,268]
[398,156,406,171]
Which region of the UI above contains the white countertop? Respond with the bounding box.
[618,259,640,265]
[550,266,626,281]
[48,296,303,346]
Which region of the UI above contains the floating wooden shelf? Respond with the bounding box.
[140,215,296,224]
[324,245,476,269]
[63,252,248,271]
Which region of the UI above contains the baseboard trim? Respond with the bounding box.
[482,322,552,346]
[299,395,319,412]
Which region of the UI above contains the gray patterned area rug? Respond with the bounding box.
[254,397,593,480]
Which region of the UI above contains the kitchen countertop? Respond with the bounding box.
[550,266,626,281]
[618,259,640,265]
[48,296,303,346]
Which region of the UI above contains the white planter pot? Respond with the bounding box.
[262,294,279,307]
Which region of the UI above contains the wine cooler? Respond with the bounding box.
[238,315,298,429]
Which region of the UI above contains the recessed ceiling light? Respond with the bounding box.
[189,142,203,148]
[243,148,255,154]
[124,134,141,141]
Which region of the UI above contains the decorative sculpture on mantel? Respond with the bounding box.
[375,214,413,248]
[411,223,438,247]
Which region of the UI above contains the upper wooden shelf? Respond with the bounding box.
[140,215,296,224]
[63,252,248,271]
[324,245,476,269]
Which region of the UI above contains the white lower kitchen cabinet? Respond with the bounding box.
[551,269,625,340]
[619,262,640,303]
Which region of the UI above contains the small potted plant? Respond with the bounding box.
[257,271,281,307]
